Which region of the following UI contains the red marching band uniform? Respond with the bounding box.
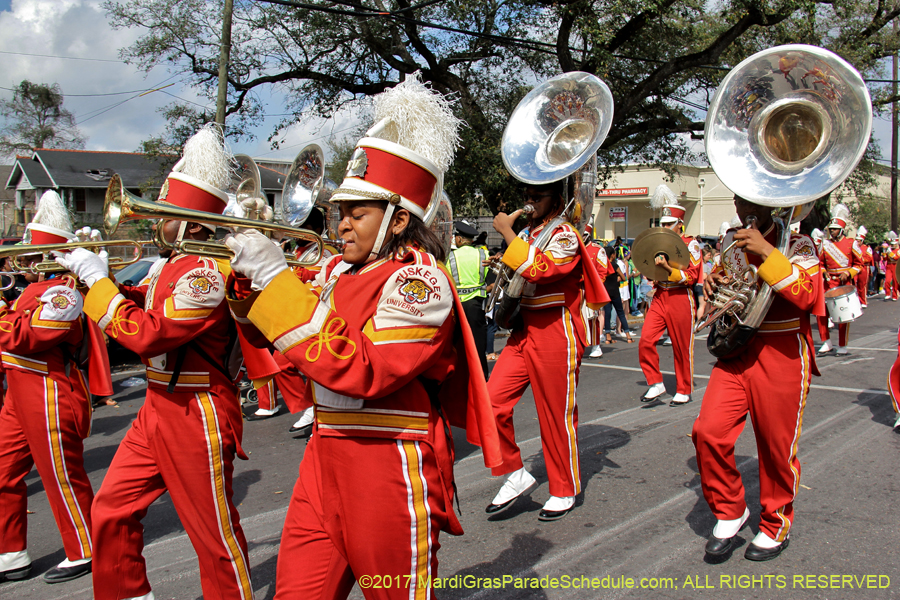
[225,77,501,599]
[638,200,703,401]
[253,243,339,421]
[855,227,872,308]
[884,241,900,301]
[488,221,608,499]
[79,157,274,600]
[582,241,612,346]
[816,235,862,350]
[693,224,824,552]
[0,216,113,582]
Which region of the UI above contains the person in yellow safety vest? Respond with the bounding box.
[448,220,490,379]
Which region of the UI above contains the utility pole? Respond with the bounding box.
[893,17,899,232]
[215,0,234,126]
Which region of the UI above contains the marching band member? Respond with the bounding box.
[0,192,112,584]
[224,75,500,599]
[582,234,611,359]
[856,226,872,309]
[694,194,824,561]
[889,324,900,432]
[486,177,608,521]
[638,186,702,406]
[816,204,862,356]
[884,232,899,301]
[58,126,256,600]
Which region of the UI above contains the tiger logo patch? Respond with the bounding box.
[50,293,72,310]
[188,275,213,295]
[399,279,434,304]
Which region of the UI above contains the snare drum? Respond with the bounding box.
[825,284,862,323]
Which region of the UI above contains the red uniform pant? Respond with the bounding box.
[273,351,311,414]
[0,372,93,560]
[488,307,583,497]
[817,277,851,346]
[817,316,849,347]
[639,287,695,395]
[856,267,869,307]
[275,433,451,600]
[692,332,812,542]
[885,264,899,299]
[91,388,253,600]
[256,378,278,412]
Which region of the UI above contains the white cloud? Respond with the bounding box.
[0,0,365,163]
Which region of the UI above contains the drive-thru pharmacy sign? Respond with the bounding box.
[608,207,627,222]
[597,187,648,197]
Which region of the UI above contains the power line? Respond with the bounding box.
[0,49,125,63]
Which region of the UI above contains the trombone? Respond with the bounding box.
[0,240,147,274]
[105,174,324,267]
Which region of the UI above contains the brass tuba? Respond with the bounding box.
[696,44,872,358]
[485,71,614,328]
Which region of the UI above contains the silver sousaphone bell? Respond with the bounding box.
[486,71,614,328]
[698,44,872,359]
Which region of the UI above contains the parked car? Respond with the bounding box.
[112,257,157,286]
[0,237,21,246]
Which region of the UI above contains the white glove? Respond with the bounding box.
[224,229,288,291]
[70,226,103,243]
[53,247,109,288]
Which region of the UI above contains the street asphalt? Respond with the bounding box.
[4,293,900,600]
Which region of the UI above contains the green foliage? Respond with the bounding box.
[104,0,900,216]
[849,193,891,242]
[0,80,86,160]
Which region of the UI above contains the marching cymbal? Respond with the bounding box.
[631,227,690,282]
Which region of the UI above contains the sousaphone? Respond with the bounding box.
[697,44,872,358]
[486,71,614,328]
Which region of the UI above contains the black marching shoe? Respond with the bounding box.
[705,534,738,557]
[246,412,278,421]
[0,564,31,581]
[42,561,92,584]
[745,537,789,562]
[289,423,313,437]
[537,507,573,521]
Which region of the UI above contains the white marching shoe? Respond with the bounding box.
[538,495,575,521]
[893,413,900,432]
[817,340,832,355]
[585,345,603,358]
[289,406,315,436]
[670,393,692,406]
[0,550,31,581]
[705,508,750,556]
[641,382,666,402]
[835,346,849,356]
[486,468,536,513]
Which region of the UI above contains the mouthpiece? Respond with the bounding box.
[521,205,535,214]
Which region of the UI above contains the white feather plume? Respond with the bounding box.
[650,184,676,210]
[370,72,462,172]
[33,190,73,232]
[179,124,233,191]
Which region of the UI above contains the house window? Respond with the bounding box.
[74,189,86,213]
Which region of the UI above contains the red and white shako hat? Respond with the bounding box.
[158,124,231,231]
[332,72,461,257]
[650,184,685,224]
[827,203,850,232]
[25,190,74,245]
[660,202,686,224]
[857,225,868,240]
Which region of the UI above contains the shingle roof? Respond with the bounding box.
[5,157,54,189]
[32,149,175,190]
